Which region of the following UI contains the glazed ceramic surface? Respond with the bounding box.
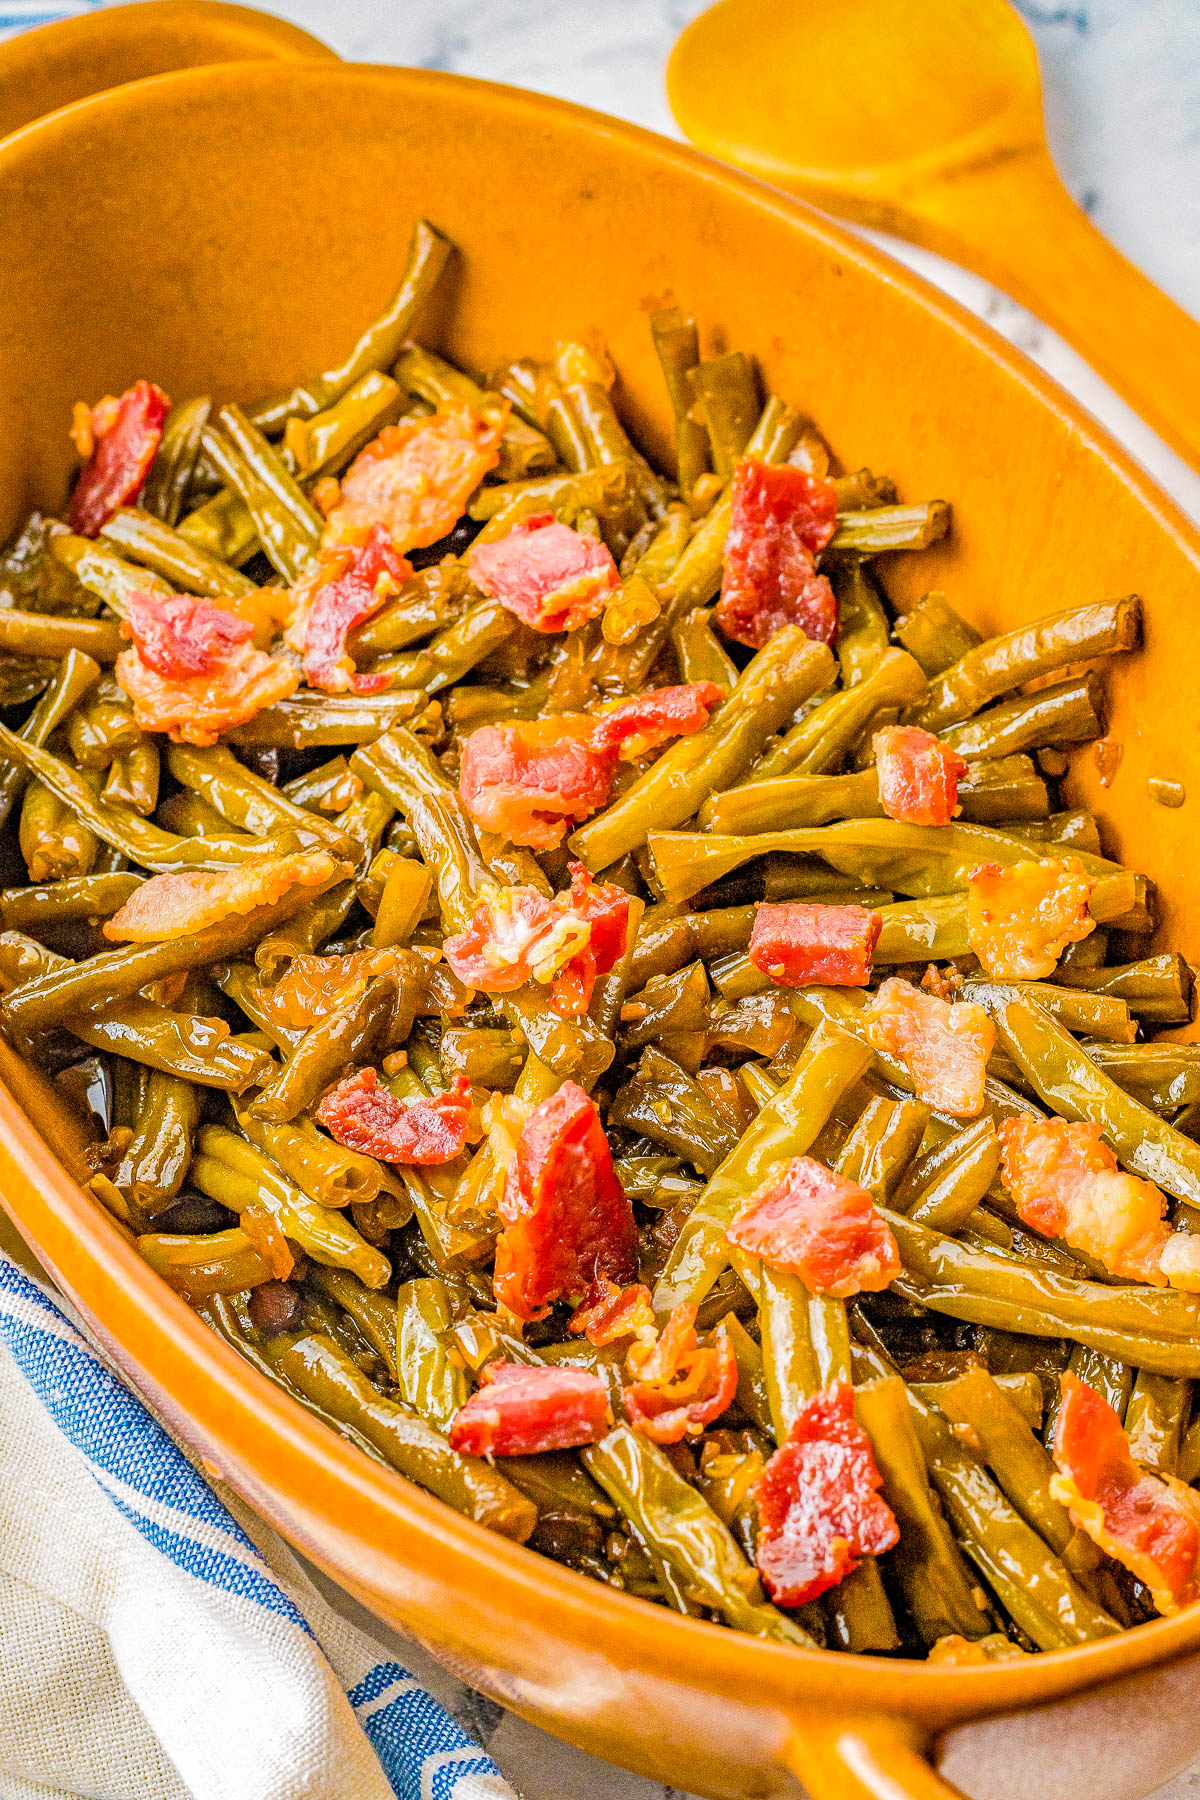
[2,58,1200,1800]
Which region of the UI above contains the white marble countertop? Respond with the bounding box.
[10,2,1200,1796]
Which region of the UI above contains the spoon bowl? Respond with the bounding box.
[669,0,1200,475]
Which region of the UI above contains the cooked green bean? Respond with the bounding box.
[102,741,160,816]
[920,598,1141,733]
[142,396,212,526]
[892,591,982,676]
[1053,953,1193,1025]
[101,507,257,598]
[828,502,950,555]
[284,370,409,479]
[753,648,928,780]
[249,971,402,1125]
[1124,1371,1188,1474]
[116,1070,203,1219]
[941,675,1104,761]
[686,352,758,479]
[649,307,709,496]
[177,487,259,566]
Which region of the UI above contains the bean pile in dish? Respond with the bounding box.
[2,215,1197,1660]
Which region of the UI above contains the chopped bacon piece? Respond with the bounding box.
[998,1116,1200,1290]
[287,524,411,693]
[748,901,880,988]
[717,458,839,650]
[1051,1372,1200,1615]
[589,682,725,760]
[873,725,968,827]
[865,976,994,1116]
[725,1155,900,1297]
[966,857,1095,980]
[448,1362,611,1457]
[624,1302,738,1444]
[116,589,298,747]
[755,1382,898,1607]
[316,1068,473,1166]
[569,1279,656,1346]
[103,850,340,942]
[469,513,620,632]
[459,717,613,849]
[442,867,629,1019]
[323,402,505,551]
[493,1081,638,1321]
[259,947,401,1030]
[68,379,170,536]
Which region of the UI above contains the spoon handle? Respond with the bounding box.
[895,144,1200,474]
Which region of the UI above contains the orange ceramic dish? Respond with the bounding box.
[5,57,1200,1800]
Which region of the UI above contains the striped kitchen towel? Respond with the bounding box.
[0,1248,515,1800]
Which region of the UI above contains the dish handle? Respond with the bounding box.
[781,1709,963,1800]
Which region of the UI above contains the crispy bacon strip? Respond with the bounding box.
[725,1155,900,1297]
[748,901,880,988]
[469,512,620,632]
[717,458,838,650]
[755,1382,898,1608]
[103,850,340,942]
[68,379,170,537]
[442,866,629,1018]
[999,1116,1200,1290]
[865,976,995,1117]
[1051,1372,1200,1615]
[966,857,1095,980]
[448,1363,612,1457]
[493,1081,638,1321]
[459,718,613,849]
[624,1302,738,1444]
[568,1279,656,1346]
[287,524,411,693]
[323,402,505,550]
[589,682,725,760]
[116,589,298,747]
[873,725,968,827]
[316,1069,473,1166]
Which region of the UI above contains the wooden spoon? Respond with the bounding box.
[668,0,1200,473]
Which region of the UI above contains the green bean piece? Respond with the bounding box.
[1059,1344,1133,1426]
[753,648,928,780]
[349,563,470,656]
[920,598,1141,734]
[353,727,612,1086]
[903,1388,1119,1649]
[115,1071,202,1220]
[232,1105,381,1209]
[0,871,141,933]
[23,776,100,882]
[101,506,258,598]
[141,396,212,526]
[283,370,409,479]
[834,1095,930,1202]
[962,976,1135,1044]
[48,528,173,616]
[941,674,1104,763]
[468,463,629,528]
[649,307,709,496]
[906,1120,1000,1234]
[202,423,319,584]
[670,607,738,690]
[554,341,668,521]
[248,221,453,434]
[165,743,353,857]
[996,998,1200,1208]
[1053,954,1194,1025]
[893,591,983,677]
[928,1366,1080,1556]
[0,648,101,830]
[611,1045,738,1176]
[686,352,759,479]
[628,904,758,990]
[306,1266,400,1378]
[373,600,517,696]
[872,870,1142,966]
[102,742,160,817]
[193,1125,390,1287]
[0,605,125,663]
[827,503,950,555]
[2,861,336,1035]
[250,972,401,1125]
[137,1227,275,1296]
[582,1426,814,1645]
[833,562,890,688]
[619,961,709,1051]
[225,688,427,750]
[1124,1371,1188,1473]
[571,630,834,871]
[854,1377,992,1646]
[65,680,143,771]
[713,1312,773,1437]
[394,1278,468,1432]
[371,857,433,948]
[825,1557,902,1655]
[656,1020,872,1313]
[177,487,259,567]
[264,1330,535,1541]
